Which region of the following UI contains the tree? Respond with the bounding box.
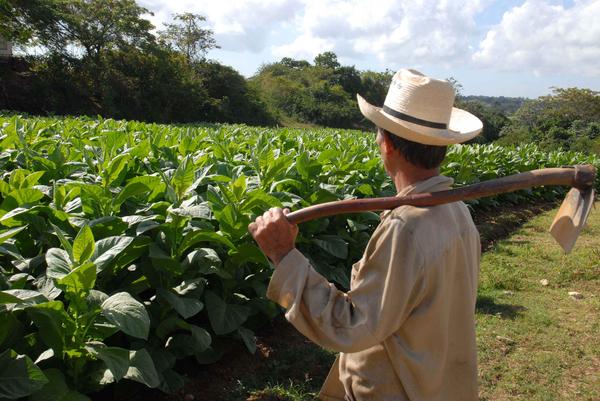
[498,87,600,153]
[359,70,393,105]
[280,57,310,70]
[314,51,340,70]
[159,13,219,62]
[0,0,64,49]
[446,77,463,98]
[63,0,154,60]
[456,100,509,144]
[1,0,155,58]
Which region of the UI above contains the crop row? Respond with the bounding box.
[0,115,598,400]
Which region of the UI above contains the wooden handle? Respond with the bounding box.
[286,165,597,225]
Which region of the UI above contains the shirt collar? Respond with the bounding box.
[396,175,454,197]
[380,175,454,220]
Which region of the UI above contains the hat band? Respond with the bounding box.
[382,105,447,129]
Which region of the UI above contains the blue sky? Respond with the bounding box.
[138,0,600,98]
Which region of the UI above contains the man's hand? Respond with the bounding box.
[248,208,298,266]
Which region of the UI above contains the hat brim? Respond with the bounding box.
[357,94,482,146]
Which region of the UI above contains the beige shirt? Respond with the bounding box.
[267,176,481,401]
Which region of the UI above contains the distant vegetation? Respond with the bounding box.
[462,95,526,115]
[250,52,391,128]
[1,0,599,155]
[497,88,600,154]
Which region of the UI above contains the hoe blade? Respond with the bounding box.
[549,187,595,253]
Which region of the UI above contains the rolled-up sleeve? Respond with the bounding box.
[266,217,425,353]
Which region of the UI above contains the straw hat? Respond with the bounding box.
[357,69,482,146]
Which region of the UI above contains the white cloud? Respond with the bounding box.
[473,0,600,77]
[138,0,302,52]
[136,0,600,81]
[273,0,487,67]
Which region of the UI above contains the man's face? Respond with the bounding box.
[376,128,384,151]
[376,128,391,176]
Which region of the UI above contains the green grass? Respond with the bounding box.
[212,204,600,401]
[476,203,600,401]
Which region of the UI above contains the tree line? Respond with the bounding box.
[1,0,599,154]
[0,0,274,125]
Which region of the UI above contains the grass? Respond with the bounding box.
[162,203,599,401]
[476,203,600,401]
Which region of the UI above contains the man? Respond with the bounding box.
[248,69,483,401]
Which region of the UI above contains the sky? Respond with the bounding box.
[137,0,600,98]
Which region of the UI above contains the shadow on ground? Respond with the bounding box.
[476,294,527,319]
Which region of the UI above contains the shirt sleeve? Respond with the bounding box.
[266,216,426,353]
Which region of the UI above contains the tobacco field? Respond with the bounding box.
[0,115,598,400]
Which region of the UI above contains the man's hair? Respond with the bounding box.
[380,128,447,169]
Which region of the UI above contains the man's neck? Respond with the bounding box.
[392,167,439,193]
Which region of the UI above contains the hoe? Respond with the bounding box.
[285,165,597,253]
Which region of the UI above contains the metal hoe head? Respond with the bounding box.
[549,187,596,253]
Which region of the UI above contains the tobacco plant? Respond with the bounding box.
[0,115,598,398]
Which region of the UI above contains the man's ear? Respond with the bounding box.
[381,131,395,156]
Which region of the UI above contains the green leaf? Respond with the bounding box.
[0,207,30,225]
[30,368,90,401]
[50,223,73,258]
[216,204,249,238]
[73,225,95,264]
[87,216,128,239]
[148,243,184,275]
[169,204,211,219]
[57,262,96,297]
[158,369,185,394]
[2,289,47,310]
[313,236,348,259]
[105,154,129,187]
[9,169,28,188]
[357,183,374,196]
[113,181,151,208]
[126,175,164,201]
[204,291,251,335]
[182,248,221,274]
[45,248,72,279]
[173,278,206,297]
[240,189,282,213]
[158,289,203,319]
[0,291,22,304]
[0,226,26,245]
[0,180,11,195]
[228,243,269,268]
[230,175,247,200]
[87,289,109,307]
[189,325,212,353]
[171,155,196,200]
[0,349,48,399]
[0,311,22,349]
[295,151,311,178]
[85,342,129,382]
[238,327,257,354]
[22,171,45,188]
[92,236,134,271]
[27,301,74,357]
[178,230,235,256]
[101,292,150,340]
[3,188,44,207]
[123,349,159,388]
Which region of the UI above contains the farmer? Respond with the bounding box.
[248,69,483,401]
